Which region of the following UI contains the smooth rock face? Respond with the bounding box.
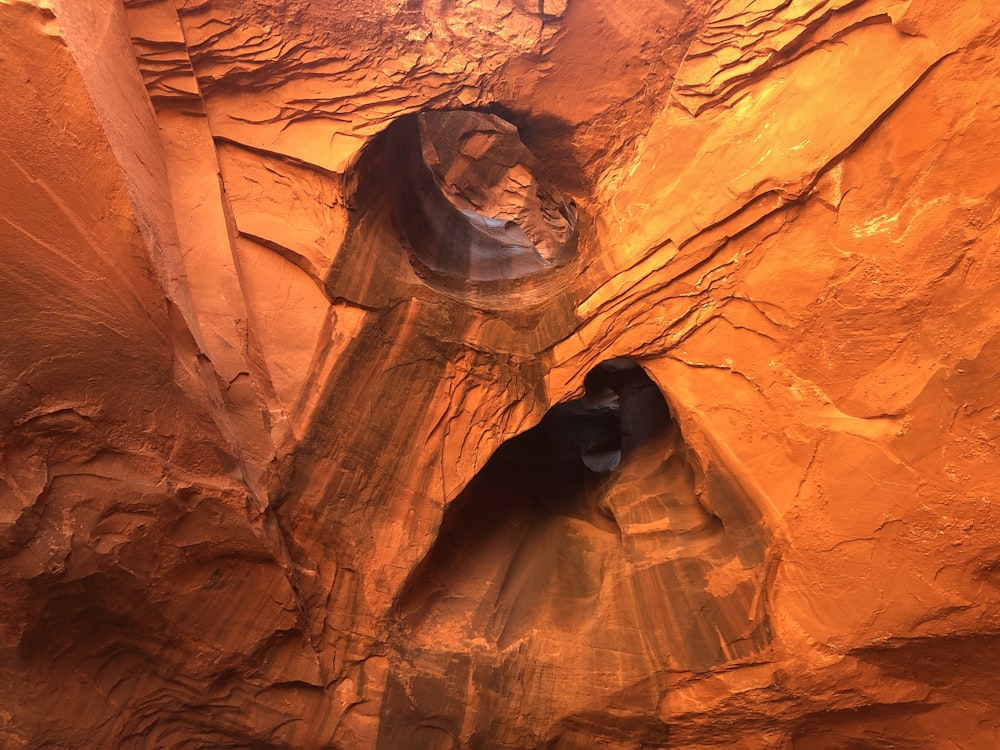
[2,0,1000,748]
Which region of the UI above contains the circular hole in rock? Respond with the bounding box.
[353,109,578,296]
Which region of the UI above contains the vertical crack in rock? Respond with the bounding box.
[383,359,770,749]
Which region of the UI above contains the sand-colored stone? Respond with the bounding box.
[2,0,1000,747]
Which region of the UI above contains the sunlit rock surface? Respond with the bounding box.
[2,0,1000,747]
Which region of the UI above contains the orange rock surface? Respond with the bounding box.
[2,0,1000,747]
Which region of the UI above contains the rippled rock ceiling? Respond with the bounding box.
[3,0,1000,747]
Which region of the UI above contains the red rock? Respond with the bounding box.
[2,0,1000,747]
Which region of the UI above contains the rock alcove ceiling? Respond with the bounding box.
[2,0,1000,748]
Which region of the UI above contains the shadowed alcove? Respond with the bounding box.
[381,359,771,749]
[351,109,578,303]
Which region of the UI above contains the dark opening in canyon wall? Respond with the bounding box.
[352,109,577,304]
[383,359,770,749]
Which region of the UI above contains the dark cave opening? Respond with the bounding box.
[394,358,674,622]
[382,359,772,749]
[352,108,578,290]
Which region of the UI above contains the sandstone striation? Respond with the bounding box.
[2,0,1000,747]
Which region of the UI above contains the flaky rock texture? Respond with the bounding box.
[2,0,1000,747]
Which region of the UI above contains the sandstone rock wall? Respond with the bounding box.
[2,0,1000,747]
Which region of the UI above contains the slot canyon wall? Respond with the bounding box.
[2,0,1000,747]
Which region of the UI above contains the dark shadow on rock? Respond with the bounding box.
[380,359,771,749]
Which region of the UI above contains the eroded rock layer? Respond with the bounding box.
[2,0,1000,747]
